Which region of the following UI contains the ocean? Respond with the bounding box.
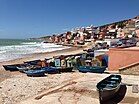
[0,39,68,62]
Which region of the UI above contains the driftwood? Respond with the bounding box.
[35,75,83,100]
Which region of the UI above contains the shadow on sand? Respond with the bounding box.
[99,85,127,104]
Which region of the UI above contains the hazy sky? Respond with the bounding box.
[0,0,139,39]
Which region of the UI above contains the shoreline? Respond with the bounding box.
[0,46,85,66]
[0,46,85,83]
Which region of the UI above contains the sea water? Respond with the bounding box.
[0,39,68,62]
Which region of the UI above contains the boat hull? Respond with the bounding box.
[96,75,122,101]
[59,67,73,72]
[24,70,46,77]
[3,64,22,71]
[75,66,106,73]
[24,60,41,65]
[98,84,121,101]
[42,67,60,74]
[17,65,41,73]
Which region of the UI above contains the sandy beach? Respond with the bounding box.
[0,46,85,81]
[0,46,139,104]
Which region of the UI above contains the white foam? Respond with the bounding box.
[21,42,38,45]
[0,43,69,62]
[0,50,6,54]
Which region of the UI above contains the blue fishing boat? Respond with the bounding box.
[24,69,46,77]
[75,66,106,73]
[3,64,25,71]
[96,75,122,101]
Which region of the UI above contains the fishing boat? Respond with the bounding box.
[42,67,60,74]
[17,65,41,73]
[24,59,41,65]
[24,69,46,77]
[17,66,29,73]
[96,75,122,101]
[59,67,73,72]
[3,64,24,71]
[75,66,106,73]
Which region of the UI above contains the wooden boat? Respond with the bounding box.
[24,59,41,65]
[17,65,41,73]
[96,75,122,101]
[24,69,46,77]
[59,67,73,72]
[75,66,106,73]
[17,66,29,73]
[42,67,60,74]
[3,64,24,71]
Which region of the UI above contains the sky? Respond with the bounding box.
[0,0,139,39]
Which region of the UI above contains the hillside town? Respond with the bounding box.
[49,16,139,46]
